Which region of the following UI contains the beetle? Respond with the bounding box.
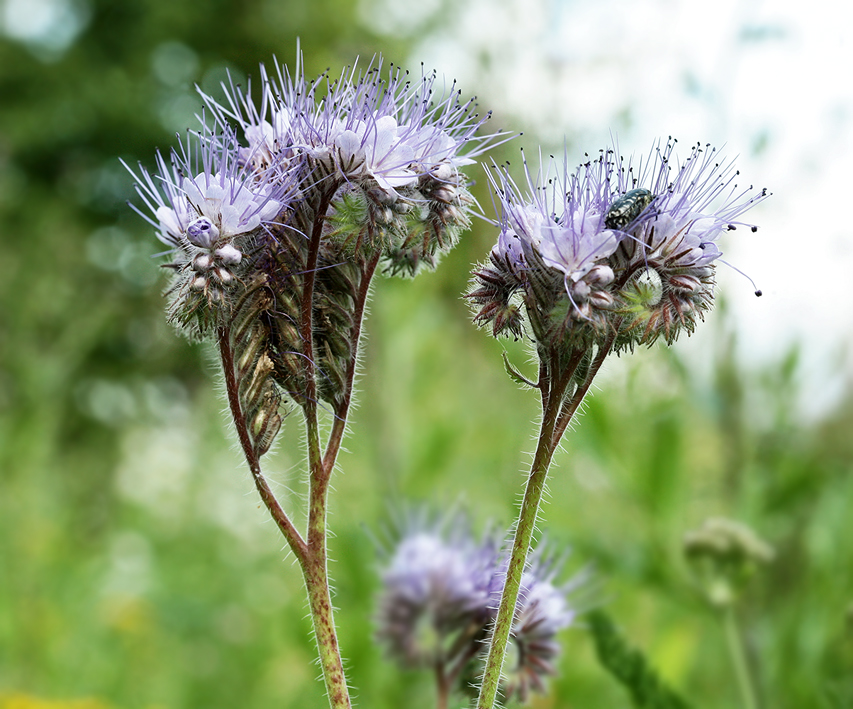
[604,188,654,230]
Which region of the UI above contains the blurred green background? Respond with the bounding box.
[1,0,852,707]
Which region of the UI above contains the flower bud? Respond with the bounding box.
[572,280,591,300]
[588,289,614,309]
[586,264,614,286]
[186,216,220,248]
[192,253,213,272]
[215,244,243,265]
[684,517,775,608]
[212,267,234,286]
[668,273,702,294]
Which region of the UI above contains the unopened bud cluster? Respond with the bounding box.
[127,55,506,453]
[469,141,768,358]
[375,510,580,704]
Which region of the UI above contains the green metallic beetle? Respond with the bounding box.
[604,188,654,230]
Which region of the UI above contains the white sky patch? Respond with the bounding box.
[362,0,853,417]
[0,0,89,58]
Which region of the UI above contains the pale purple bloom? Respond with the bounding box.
[332,114,419,193]
[125,127,285,258]
[471,141,767,348]
[614,139,766,271]
[375,511,499,668]
[201,56,509,196]
[375,510,584,704]
[490,155,621,295]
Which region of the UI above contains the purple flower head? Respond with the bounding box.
[374,509,586,704]
[609,139,769,346]
[202,55,509,200]
[197,53,511,279]
[124,126,293,335]
[470,152,624,346]
[126,126,286,256]
[470,141,768,351]
[375,509,499,669]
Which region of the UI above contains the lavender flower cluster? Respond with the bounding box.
[375,511,582,704]
[469,142,768,353]
[126,57,505,455]
[129,58,501,331]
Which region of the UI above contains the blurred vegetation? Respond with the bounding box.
[1,1,852,708]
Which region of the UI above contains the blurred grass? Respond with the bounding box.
[2,1,852,707]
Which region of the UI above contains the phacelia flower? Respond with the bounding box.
[375,510,499,669]
[375,510,585,705]
[201,56,511,275]
[469,141,768,354]
[125,126,289,334]
[129,51,506,420]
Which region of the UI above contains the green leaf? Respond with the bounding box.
[588,610,693,709]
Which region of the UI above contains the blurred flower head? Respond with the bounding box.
[375,508,585,704]
[374,508,499,669]
[683,517,775,608]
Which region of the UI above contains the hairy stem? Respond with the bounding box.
[551,335,616,448]
[302,550,351,709]
[321,249,381,474]
[301,242,381,709]
[301,187,337,478]
[476,340,611,709]
[476,362,567,709]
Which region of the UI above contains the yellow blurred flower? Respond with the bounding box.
[0,694,112,709]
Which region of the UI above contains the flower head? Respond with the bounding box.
[375,509,585,704]
[375,509,499,668]
[198,55,511,278]
[610,139,768,346]
[124,126,290,334]
[469,141,768,353]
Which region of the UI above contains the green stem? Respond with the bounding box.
[476,339,614,709]
[475,363,568,709]
[301,248,381,709]
[724,607,760,709]
[303,545,351,708]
